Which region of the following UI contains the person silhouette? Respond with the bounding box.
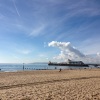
[59,68,62,72]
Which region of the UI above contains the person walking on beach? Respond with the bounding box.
[59,68,62,72]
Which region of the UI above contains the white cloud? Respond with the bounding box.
[65,0,100,17]
[12,0,20,17]
[97,52,100,56]
[48,41,85,59]
[48,41,100,63]
[29,24,45,37]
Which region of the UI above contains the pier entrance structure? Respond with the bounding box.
[67,59,84,65]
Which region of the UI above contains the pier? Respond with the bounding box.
[87,64,100,67]
[48,60,100,67]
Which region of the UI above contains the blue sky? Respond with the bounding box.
[0,0,100,63]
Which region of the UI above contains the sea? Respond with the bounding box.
[0,63,89,72]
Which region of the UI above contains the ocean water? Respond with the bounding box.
[0,63,87,72]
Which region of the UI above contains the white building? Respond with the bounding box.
[67,59,84,65]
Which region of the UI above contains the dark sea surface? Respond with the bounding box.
[0,63,88,72]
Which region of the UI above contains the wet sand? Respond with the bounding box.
[0,69,100,100]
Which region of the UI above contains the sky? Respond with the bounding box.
[0,0,100,63]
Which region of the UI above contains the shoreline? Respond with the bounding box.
[0,63,99,73]
[0,66,99,73]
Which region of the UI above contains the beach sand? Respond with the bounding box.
[0,69,100,100]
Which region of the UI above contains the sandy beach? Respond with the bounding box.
[0,69,100,100]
